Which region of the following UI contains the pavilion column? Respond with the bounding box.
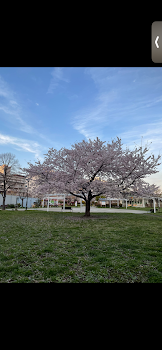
[109,200,111,208]
[153,198,156,213]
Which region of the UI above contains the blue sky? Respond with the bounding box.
[0,67,162,191]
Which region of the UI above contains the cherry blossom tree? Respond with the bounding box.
[21,137,161,216]
[122,180,160,198]
[126,180,162,208]
[119,179,161,207]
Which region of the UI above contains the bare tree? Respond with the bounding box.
[0,153,22,210]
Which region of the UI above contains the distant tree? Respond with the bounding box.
[21,137,161,217]
[0,153,22,210]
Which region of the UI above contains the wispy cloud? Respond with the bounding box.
[0,76,21,118]
[85,67,162,89]
[9,100,18,107]
[0,105,18,116]
[47,67,70,94]
[0,75,35,132]
[71,68,162,141]
[0,75,54,145]
[0,75,15,100]
[71,90,117,140]
[118,121,162,157]
[0,133,46,161]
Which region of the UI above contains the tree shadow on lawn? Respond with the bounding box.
[65,214,117,221]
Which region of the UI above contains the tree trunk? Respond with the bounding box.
[22,198,23,208]
[84,199,90,217]
[3,196,5,210]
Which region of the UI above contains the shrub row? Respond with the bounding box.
[2,203,22,208]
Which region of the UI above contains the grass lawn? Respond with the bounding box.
[0,210,162,283]
[98,206,162,214]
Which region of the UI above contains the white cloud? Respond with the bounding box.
[0,75,15,100]
[85,67,162,93]
[51,67,69,82]
[0,76,21,119]
[0,76,32,129]
[9,100,18,106]
[0,105,18,116]
[47,67,70,94]
[71,89,118,140]
[74,68,162,142]
[16,116,36,134]
[0,133,46,161]
[118,121,162,153]
[0,75,54,144]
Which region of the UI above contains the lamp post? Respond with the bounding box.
[26,178,29,210]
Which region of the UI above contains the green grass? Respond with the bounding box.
[99,206,162,212]
[0,210,162,283]
[121,207,162,214]
[118,206,160,211]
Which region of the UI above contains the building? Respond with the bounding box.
[0,164,39,208]
[0,164,27,196]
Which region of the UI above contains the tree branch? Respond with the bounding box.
[90,162,104,182]
[91,192,105,199]
[69,191,86,201]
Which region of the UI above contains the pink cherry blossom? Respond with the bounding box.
[21,137,161,216]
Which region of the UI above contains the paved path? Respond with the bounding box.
[3,207,151,214]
